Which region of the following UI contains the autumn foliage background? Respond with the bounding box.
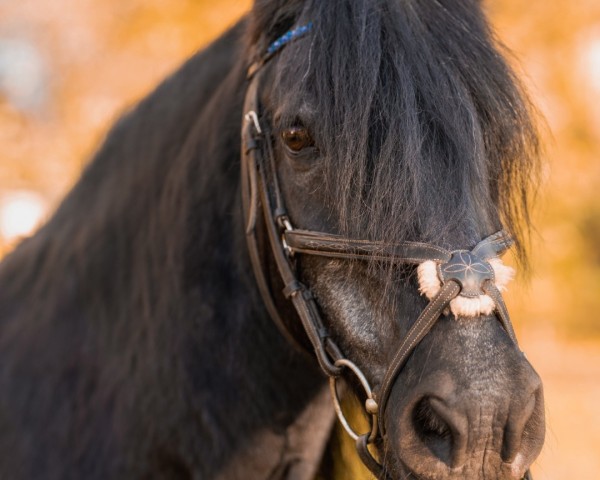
[0,0,598,477]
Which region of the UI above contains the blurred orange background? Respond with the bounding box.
[0,0,598,477]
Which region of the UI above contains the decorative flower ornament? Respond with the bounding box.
[417,250,514,318]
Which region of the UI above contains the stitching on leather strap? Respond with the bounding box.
[285,230,452,259]
[377,281,460,432]
[290,248,448,263]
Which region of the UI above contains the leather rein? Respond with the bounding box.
[240,29,530,480]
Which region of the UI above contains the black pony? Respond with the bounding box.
[0,1,544,479]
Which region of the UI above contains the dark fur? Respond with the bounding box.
[0,1,542,479]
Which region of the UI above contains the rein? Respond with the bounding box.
[241,24,531,480]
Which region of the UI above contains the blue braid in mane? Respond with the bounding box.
[266,22,314,55]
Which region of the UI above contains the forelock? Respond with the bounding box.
[263,0,539,269]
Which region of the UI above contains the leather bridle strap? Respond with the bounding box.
[284,230,451,263]
[484,282,519,345]
[377,280,461,433]
[242,69,344,375]
[240,75,306,353]
[472,229,515,259]
[285,228,515,263]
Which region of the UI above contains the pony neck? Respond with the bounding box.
[0,19,332,480]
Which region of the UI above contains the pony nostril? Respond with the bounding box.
[414,398,451,440]
[502,386,545,464]
[412,396,468,468]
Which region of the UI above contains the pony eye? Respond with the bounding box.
[281,127,314,152]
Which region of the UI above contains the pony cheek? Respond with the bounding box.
[302,259,392,374]
[277,173,331,232]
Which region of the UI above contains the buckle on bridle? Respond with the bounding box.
[244,110,262,135]
[278,215,295,257]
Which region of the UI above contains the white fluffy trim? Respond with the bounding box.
[417,258,515,318]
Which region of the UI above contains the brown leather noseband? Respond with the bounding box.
[241,32,530,480]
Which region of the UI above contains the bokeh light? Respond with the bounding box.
[0,190,47,243]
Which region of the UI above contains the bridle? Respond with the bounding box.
[240,24,531,480]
